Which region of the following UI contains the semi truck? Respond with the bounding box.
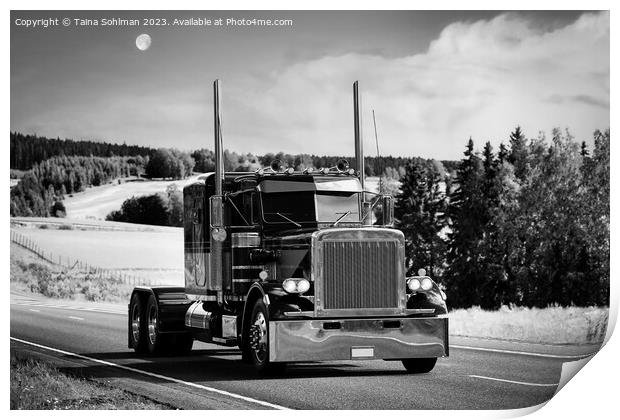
[127,80,449,374]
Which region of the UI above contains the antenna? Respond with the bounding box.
[372,109,382,193]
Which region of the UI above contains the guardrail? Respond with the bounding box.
[10,229,154,286]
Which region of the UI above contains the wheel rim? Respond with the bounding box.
[147,306,157,345]
[131,303,140,343]
[250,311,267,363]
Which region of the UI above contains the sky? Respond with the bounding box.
[10,10,609,160]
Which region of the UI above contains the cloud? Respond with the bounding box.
[12,12,609,160]
[221,11,609,159]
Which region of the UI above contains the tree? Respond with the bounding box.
[191,149,215,173]
[145,148,194,179]
[165,184,184,227]
[106,194,169,226]
[444,138,486,308]
[394,158,448,279]
[508,126,528,182]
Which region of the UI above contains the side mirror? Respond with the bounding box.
[209,195,226,242]
[381,195,394,226]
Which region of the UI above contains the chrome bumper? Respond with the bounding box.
[268,317,448,362]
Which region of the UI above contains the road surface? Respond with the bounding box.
[10,292,601,410]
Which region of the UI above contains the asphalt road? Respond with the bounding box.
[10,293,601,410]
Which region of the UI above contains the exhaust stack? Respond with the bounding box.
[211,79,225,301]
[353,81,365,190]
[354,81,371,225]
[214,79,224,195]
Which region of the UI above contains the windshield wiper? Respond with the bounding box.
[332,211,353,226]
[271,212,302,228]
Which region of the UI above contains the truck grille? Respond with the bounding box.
[322,240,400,309]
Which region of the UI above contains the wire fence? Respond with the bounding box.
[10,229,154,286]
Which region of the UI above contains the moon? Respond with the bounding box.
[135,34,151,51]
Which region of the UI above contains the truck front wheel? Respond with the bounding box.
[248,299,285,375]
[401,358,437,374]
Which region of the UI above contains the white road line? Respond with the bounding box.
[10,337,290,410]
[469,374,559,387]
[11,301,124,315]
[29,309,40,312]
[451,344,596,359]
[68,316,84,321]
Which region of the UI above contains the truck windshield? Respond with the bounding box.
[261,191,360,226]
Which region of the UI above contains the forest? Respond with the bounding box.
[394,127,610,309]
[10,132,156,170]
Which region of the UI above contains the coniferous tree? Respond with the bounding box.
[444,139,486,308]
[394,158,448,278]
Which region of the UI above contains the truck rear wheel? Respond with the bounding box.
[248,299,285,375]
[129,293,147,354]
[146,294,165,355]
[401,358,437,374]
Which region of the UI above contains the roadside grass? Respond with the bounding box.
[10,350,168,410]
[11,244,133,303]
[449,305,608,345]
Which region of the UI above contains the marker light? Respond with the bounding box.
[421,277,433,291]
[285,167,295,175]
[258,270,269,281]
[347,168,356,175]
[417,268,427,277]
[303,167,315,174]
[320,167,330,175]
[256,168,265,175]
[211,227,227,242]
[282,278,310,294]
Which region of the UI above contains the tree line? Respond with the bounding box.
[10,132,156,170]
[395,127,610,309]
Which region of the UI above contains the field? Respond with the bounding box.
[63,175,202,220]
[11,219,184,286]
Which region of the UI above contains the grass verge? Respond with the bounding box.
[11,243,133,303]
[10,350,169,409]
[449,305,608,345]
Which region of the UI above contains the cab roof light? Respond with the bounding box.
[336,159,350,172]
[270,159,283,172]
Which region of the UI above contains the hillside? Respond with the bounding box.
[63,175,203,220]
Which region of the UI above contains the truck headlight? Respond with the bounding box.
[421,277,433,291]
[282,278,310,294]
[407,276,434,293]
[407,278,421,292]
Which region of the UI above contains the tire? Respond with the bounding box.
[145,294,165,355]
[129,293,147,354]
[247,299,285,375]
[401,358,437,374]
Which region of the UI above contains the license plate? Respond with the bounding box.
[351,347,374,359]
